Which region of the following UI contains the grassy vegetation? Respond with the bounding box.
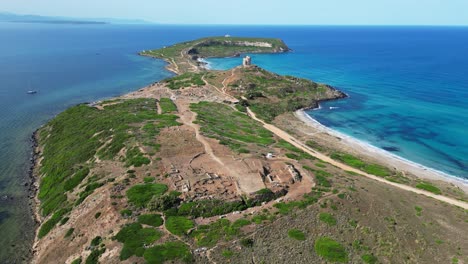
[191,102,275,152]
[288,229,306,241]
[415,206,423,216]
[164,72,205,89]
[191,218,250,247]
[362,254,378,264]
[178,199,246,218]
[277,140,313,160]
[159,98,177,113]
[303,166,332,187]
[38,208,69,238]
[165,216,194,236]
[115,223,163,260]
[331,152,391,177]
[314,237,348,263]
[85,247,106,264]
[274,190,323,215]
[120,209,132,217]
[63,167,89,191]
[142,36,288,60]
[125,147,150,167]
[126,183,168,208]
[228,67,343,122]
[37,99,180,218]
[306,140,325,151]
[416,182,442,195]
[90,236,102,247]
[144,177,155,183]
[319,213,337,226]
[64,228,74,238]
[240,238,254,248]
[143,241,192,264]
[222,250,234,258]
[138,214,164,227]
[176,189,284,218]
[71,257,82,264]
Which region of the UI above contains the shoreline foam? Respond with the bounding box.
[295,109,468,193]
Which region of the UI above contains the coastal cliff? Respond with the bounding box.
[31,37,468,264]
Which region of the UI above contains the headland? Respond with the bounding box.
[31,36,467,264]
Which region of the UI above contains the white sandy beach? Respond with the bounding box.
[295,109,468,193]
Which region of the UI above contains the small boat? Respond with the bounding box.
[329,106,339,110]
[27,90,37,94]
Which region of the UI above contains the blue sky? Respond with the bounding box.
[2,0,468,25]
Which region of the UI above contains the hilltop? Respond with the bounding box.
[31,37,468,264]
[141,36,289,73]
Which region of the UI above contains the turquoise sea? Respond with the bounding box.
[0,24,467,262]
[208,27,468,179]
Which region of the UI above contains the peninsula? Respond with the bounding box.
[31,37,468,264]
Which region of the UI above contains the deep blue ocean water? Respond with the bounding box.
[0,23,466,261]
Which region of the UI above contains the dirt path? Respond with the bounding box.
[246,108,468,210]
[156,101,162,115]
[201,75,224,96]
[221,69,236,93]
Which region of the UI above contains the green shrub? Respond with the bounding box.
[416,183,441,194]
[38,208,69,238]
[191,218,247,247]
[125,147,150,167]
[71,257,82,264]
[126,183,168,208]
[331,152,390,177]
[60,217,70,225]
[165,216,194,236]
[85,247,105,264]
[64,228,75,238]
[159,98,178,113]
[64,167,90,191]
[232,219,251,229]
[222,249,234,258]
[362,254,378,264]
[143,241,192,264]
[240,238,254,248]
[415,206,423,216]
[316,174,331,187]
[147,191,181,212]
[319,213,337,226]
[177,199,247,218]
[288,229,306,241]
[144,177,155,183]
[94,212,101,219]
[120,209,132,217]
[115,223,163,260]
[314,237,348,263]
[90,236,102,247]
[138,214,164,227]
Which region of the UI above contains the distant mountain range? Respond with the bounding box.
[0,12,151,24]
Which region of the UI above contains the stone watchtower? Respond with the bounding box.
[243,56,252,67]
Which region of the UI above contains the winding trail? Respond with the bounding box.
[245,107,468,210]
[221,69,236,93]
